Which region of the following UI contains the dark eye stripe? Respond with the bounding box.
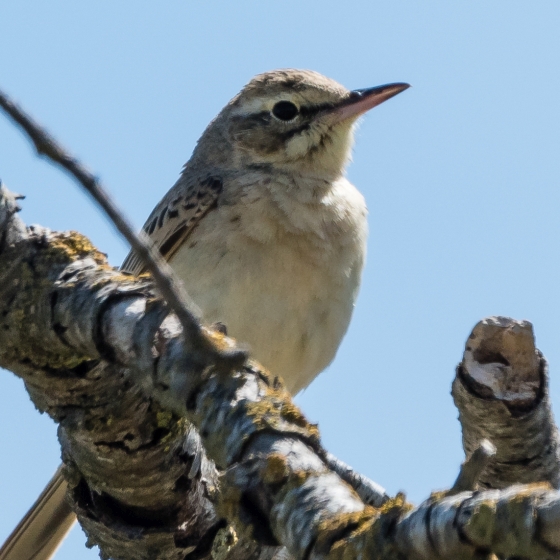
[232,111,271,131]
[238,101,335,126]
[299,102,336,118]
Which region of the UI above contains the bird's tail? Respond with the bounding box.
[0,465,75,560]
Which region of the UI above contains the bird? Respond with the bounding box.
[0,69,409,560]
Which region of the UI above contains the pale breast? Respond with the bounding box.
[169,175,367,394]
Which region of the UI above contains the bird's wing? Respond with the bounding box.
[121,174,223,274]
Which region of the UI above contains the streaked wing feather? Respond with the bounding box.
[121,175,223,275]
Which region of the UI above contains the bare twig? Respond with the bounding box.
[447,439,496,495]
[0,94,399,553]
[0,88,247,371]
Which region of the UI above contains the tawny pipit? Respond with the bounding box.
[0,69,408,560]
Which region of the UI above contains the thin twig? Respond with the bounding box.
[0,92,390,512]
[447,439,496,495]
[0,89,247,370]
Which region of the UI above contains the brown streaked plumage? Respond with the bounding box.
[122,175,223,272]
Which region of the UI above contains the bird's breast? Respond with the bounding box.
[169,176,367,394]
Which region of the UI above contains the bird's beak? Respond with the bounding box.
[327,82,410,124]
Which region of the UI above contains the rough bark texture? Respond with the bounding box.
[0,186,265,559]
[1,185,560,559]
[453,316,560,489]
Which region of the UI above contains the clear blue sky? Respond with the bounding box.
[1,2,560,558]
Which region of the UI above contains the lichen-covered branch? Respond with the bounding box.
[0,185,263,560]
[1,184,560,559]
[453,316,560,489]
[395,483,560,559]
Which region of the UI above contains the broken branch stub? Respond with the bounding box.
[0,185,559,558]
[453,316,560,489]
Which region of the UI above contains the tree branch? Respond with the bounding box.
[453,316,560,489]
[0,88,247,375]
[0,87,390,559]
[2,84,560,560]
[0,185,261,559]
[0,185,559,558]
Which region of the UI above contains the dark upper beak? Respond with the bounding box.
[328,82,410,123]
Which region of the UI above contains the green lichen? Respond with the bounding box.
[316,508,379,557]
[1,254,88,369]
[261,452,319,490]
[462,482,551,552]
[216,482,243,528]
[155,412,188,449]
[1,231,118,371]
[211,526,238,560]
[262,452,290,485]
[463,500,496,546]
[314,493,412,560]
[156,410,174,428]
[46,231,108,265]
[245,384,320,443]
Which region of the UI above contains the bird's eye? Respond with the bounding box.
[272,100,299,121]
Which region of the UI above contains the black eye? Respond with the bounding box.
[272,100,299,121]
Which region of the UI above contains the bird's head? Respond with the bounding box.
[192,69,409,180]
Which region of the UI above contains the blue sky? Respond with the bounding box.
[1,2,560,558]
